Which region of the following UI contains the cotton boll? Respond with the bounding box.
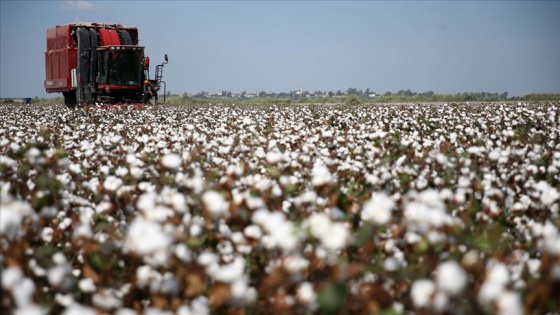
[486,262,510,286]
[297,282,317,309]
[534,181,560,206]
[230,278,257,305]
[212,256,246,283]
[311,162,333,187]
[92,290,123,310]
[321,223,349,251]
[79,278,96,293]
[244,224,262,239]
[62,304,97,315]
[266,151,283,164]
[361,192,395,225]
[435,260,467,296]
[411,279,435,308]
[161,153,182,170]
[124,216,172,256]
[41,227,54,242]
[202,190,229,218]
[283,255,310,273]
[175,243,192,262]
[14,305,47,315]
[2,267,23,289]
[0,198,36,239]
[103,176,123,192]
[496,291,523,315]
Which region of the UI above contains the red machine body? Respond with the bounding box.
[44,23,159,108]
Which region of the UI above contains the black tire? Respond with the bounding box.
[63,92,77,109]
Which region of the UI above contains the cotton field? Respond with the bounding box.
[1,102,559,315]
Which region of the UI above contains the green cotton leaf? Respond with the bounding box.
[186,236,207,249]
[354,222,373,247]
[318,282,348,314]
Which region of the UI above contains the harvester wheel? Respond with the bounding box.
[63,92,77,109]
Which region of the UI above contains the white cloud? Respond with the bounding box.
[60,0,95,10]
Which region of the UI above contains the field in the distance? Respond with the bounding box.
[1,102,559,315]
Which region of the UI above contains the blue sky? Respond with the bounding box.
[1,0,559,98]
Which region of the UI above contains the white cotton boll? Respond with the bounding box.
[73,222,92,239]
[311,162,333,187]
[0,155,17,167]
[411,279,435,308]
[47,265,70,287]
[41,227,54,242]
[307,213,331,239]
[202,190,228,218]
[496,291,523,315]
[427,230,446,244]
[55,293,74,307]
[488,150,501,161]
[436,153,448,165]
[449,132,457,142]
[92,291,123,310]
[135,265,155,288]
[545,234,560,255]
[130,166,144,179]
[297,282,317,306]
[143,205,174,222]
[99,165,110,175]
[479,276,505,306]
[283,255,310,273]
[321,129,333,138]
[432,291,449,313]
[68,163,81,174]
[137,192,157,212]
[175,244,192,262]
[62,304,97,315]
[189,223,203,237]
[526,259,541,276]
[361,192,395,225]
[2,267,23,289]
[416,177,428,190]
[321,223,349,251]
[230,279,257,305]
[79,278,96,293]
[405,232,422,244]
[58,217,72,230]
[213,257,245,283]
[244,224,262,239]
[169,192,187,212]
[436,260,467,296]
[14,305,47,315]
[124,216,172,256]
[111,135,122,144]
[383,256,400,272]
[0,198,36,239]
[53,252,67,265]
[161,153,182,170]
[534,181,560,206]
[103,176,123,192]
[115,166,128,177]
[197,251,219,267]
[487,263,510,286]
[266,151,283,164]
[114,309,137,315]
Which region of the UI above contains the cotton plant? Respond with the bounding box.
[1,102,559,314]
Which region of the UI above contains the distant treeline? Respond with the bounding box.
[170,91,560,106]
[2,91,559,106]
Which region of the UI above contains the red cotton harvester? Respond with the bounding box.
[44,23,168,109]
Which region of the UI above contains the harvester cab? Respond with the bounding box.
[44,23,169,109]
